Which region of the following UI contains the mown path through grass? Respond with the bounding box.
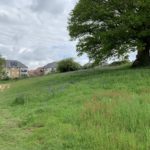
[0,107,25,150]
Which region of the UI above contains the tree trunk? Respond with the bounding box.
[132,41,150,67]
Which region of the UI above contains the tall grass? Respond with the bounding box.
[0,66,150,149]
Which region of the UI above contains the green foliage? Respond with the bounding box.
[13,94,29,105]
[82,62,98,69]
[68,0,150,64]
[0,55,5,77]
[57,58,81,72]
[0,66,150,149]
[110,60,130,66]
[82,63,93,69]
[1,71,9,80]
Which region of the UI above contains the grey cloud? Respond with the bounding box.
[0,9,21,25]
[0,0,15,5]
[0,0,89,69]
[30,0,66,15]
[0,12,11,24]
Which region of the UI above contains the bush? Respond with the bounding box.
[0,71,10,80]
[12,94,29,105]
[109,60,130,66]
[82,63,94,70]
[57,58,81,73]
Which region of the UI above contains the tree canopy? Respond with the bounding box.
[0,55,5,76]
[68,0,150,66]
[57,58,80,72]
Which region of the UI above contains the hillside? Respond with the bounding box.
[0,66,150,150]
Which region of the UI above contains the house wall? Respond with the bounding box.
[44,68,52,75]
[20,68,28,77]
[8,68,20,79]
[28,68,44,77]
[44,68,57,75]
[5,68,28,78]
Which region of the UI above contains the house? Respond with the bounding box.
[28,67,44,77]
[28,62,58,77]
[43,62,58,75]
[4,60,28,79]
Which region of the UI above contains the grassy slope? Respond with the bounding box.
[0,66,150,150]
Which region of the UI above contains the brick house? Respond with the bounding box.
[28,67,44,77]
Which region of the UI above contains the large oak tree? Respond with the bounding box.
[68,0,150,67]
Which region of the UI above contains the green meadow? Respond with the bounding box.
[0,66,150,150]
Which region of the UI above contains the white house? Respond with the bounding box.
[43,62,58,75]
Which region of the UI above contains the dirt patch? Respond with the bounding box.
[0,84,10,92]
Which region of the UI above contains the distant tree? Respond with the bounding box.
[0,55,5,79]
[0,55,5,73]
[82,63,93,69]
[68,0,150,67]
[57,58,81,72]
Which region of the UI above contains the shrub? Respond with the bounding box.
[12,94,29,105]
[21,74,29,79]
[0,55,5,74]
[57,58,81,72]
[0,71,10,80]
[82,63,93,70]
[109,60,130,66]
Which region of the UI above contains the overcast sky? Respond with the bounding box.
[0,0,89,69]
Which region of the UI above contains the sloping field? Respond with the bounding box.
[0,66,150,150]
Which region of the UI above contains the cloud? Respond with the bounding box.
[0,0,88,69]
[0,0,15,5]
[30,0,66,15]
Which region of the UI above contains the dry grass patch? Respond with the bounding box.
[138,88,150,94]
[93,90,132,100]
[0,84,10,92]
[80,97,117,127]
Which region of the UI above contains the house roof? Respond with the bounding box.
[43,62,58,69]
[5,60,28,68]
